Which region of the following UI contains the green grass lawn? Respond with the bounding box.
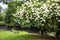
[0,30,60,40]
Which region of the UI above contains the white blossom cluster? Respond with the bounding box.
[12,0,60,28]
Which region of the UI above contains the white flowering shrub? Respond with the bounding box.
[12,0,60,31]
[46,0,60,31]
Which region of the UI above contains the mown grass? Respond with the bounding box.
[0,30,60,40]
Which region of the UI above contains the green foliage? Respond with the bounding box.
[5,1,23,27]
[0,6,2,12]
[0,13,6,25]
[5,1,17,25]
[0,21,6,26]
[0,13,6,21]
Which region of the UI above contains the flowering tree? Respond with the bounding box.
[13,1,45,28]
[12,0,60,31]
[46,0,60,31]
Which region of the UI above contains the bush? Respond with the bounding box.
[0,21,6,26]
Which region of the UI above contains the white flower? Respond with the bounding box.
[57,6,60,9]
[43,3,48,10]
[58,20,60,22]
[26,20,30,23]
[41,24,44,26]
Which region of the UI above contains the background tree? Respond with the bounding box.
[0,6,2,21]
[0,6,2,12]
[5,1,17,27]
[5,0,23,27]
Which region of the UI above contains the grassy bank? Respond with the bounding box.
[0,31,60,40]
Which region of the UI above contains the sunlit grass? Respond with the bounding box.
[0,31,29,40]
[0,31,59,40]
